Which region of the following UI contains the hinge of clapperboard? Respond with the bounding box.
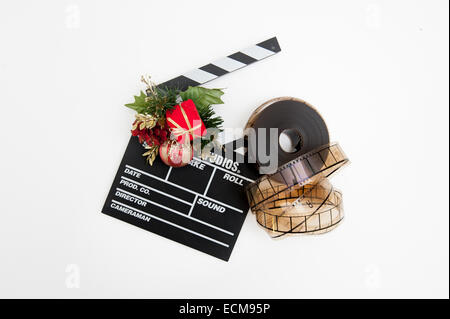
[155,36,281,161]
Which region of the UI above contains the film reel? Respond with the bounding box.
[245,97,330,167]
[244,98,349,238]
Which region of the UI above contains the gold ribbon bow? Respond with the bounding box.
[167,104,202,141]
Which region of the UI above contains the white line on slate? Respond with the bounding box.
[165,166,172,181]
[125,165,243,213]
[188,195,198,217]
[120,176,193,206]
[111,200,229,248]
[204,167,216,196]
[116,187,234,236]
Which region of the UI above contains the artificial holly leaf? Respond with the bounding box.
[179,86,201,103]
[125,91,149,113]
[180,87,224,110]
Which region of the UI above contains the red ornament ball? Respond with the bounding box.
[159,140,193,167]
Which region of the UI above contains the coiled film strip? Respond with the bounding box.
[245,98,349,238]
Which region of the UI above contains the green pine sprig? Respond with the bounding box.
[147,86,179,118]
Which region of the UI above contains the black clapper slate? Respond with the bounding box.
[102,37,281,261]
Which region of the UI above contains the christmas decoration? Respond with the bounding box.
[159,140,193,168]
[124,76,224,167]
[166,99,206,143]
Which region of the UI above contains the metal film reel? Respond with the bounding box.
[245,98,349,238]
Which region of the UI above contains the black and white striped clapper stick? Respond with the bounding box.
[158,37,281,90]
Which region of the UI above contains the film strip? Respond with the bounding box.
[245,99,349,238]
[254,180,344,237]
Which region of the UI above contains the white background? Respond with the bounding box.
[0,0,448,298]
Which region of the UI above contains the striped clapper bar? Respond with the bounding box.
[102,37,281,261]
[159,37,281,90]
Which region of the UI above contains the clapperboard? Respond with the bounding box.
[102,37,281,261]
